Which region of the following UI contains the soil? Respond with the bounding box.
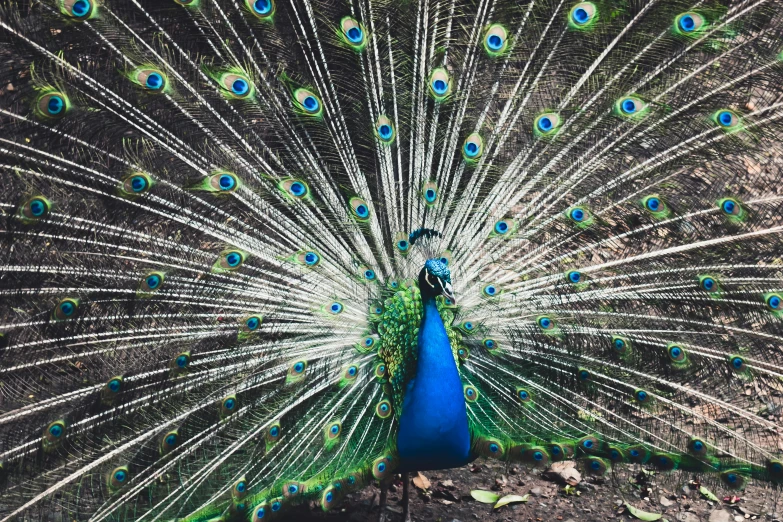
[279,459,783,522]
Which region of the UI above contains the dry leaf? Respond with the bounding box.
[412,472,430,490]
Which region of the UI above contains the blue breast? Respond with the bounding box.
[396,298,471,471]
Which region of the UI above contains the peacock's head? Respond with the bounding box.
[419,258,454,303]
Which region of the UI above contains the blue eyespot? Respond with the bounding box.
[348,475,356,484]
[270,426,279,437]
[219,174,236,191]
[354,204,369,218]
[731,356,744,369]
[378,124,393,140]
[30,198,47,217]
[303,95,319,112]
[377,462,386,472]
[702,277,715,291]
[72,0,91,17]
[537,116,553,132]
[330,302,343,314]
[346,26,363,43]
[294,362,305,373]
[573,7,589,24]
[49,424,63,437]
[397,239,409,251]
[114,469,127,482]
[722,200,736,214]
[60,301,75,316]
[484,285,497,296]
[253,0,272,14]
[246,317,260,330]
[231,78,250,96]
[146,274,161,289]
[636,390,648,402]
[440,257,449,265]
[466,388,475,397]
[432,78,448,95]
[165,434,177,446]
[680,14,695,31]
[614,338,625,351]
[425,188,437,202]
[726,473,737,483]
[630,449,640,457]
[488,443,499,453]
[591,460,602,470]
[518,390,529,400]
[271,501,281,511]
[364,337,374,347]
[578,369,590,381]
[538,317,552,329]
[552,446,561,455]
[304,252,319,265]
[364,269,376,280]
[290,182,306,197]
[464,322,473,331]
[621,99,637,114]
[692,441,704,451]
[582,439,593,449]
[47,95,64,115]
[494,221,508,234]
[226,252,242,267]
[224,398,236,410]
[484,339,495,349]
[645,197,660,212]
[176,354,189,368]
[348,366,357,376]
[568,271,581,283]
[487,34,503,50]
[610,450,620,460]
[146,73,164,90]
[768,295,781,310]
[288,484,298,494]
[570,208,585,222]
[256,507,266,519]
[108,379,121,392]
[462,141,480,158]
[718,110,733,127]
[130,175,148,193]
[670,346,682,358]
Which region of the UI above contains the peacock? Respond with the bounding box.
[2,0,783,521]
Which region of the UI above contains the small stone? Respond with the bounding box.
[660,496,675,507]
[676,513,700,522]
[530,487,542,497]
[708,510,732,522]
[614,500,624,507]
[734,517,745,522]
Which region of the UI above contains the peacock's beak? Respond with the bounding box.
[441,280,455,304]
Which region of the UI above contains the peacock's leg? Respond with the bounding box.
[401,471,411,522]
[377,475,391,522]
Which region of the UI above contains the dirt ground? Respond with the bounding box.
[278,459,783,522]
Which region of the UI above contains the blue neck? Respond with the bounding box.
[396,296,471,471]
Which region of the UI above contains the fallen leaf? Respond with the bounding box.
[470,490,500,504]
[624,502,662,521]
[412,472,430,490]
[699,486,718,501]
[494,494,529,509]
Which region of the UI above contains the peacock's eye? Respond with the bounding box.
[217,72,254,99]
[37,91,70,119]
[674,12,705,35]
[462,133,484,161]
[483,24,508,55]
[568,271,582,283]
[570,2,597,27]
[375,115,396,143]
[429,68,452,99]
[294,88,322,115]
[133,68,168,92]
[534,112,561,136]
[341,17,365,45]
[63,0,95,19]
[713,109,740,130]
[247,0,275,18]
